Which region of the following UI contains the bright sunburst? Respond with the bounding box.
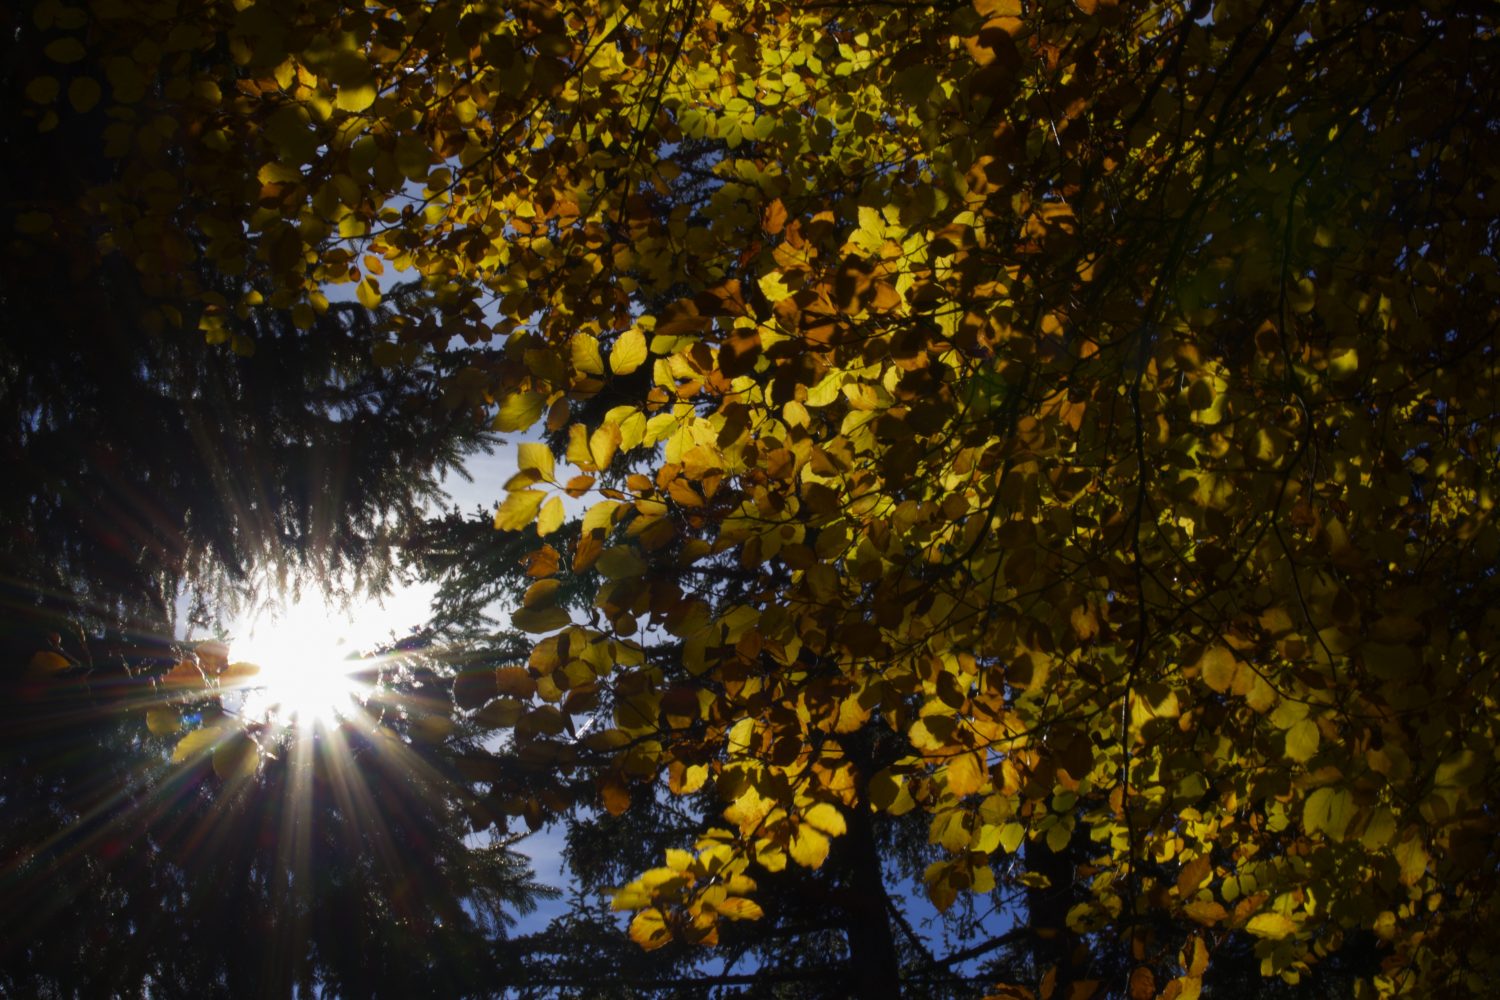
[229,598,374,728]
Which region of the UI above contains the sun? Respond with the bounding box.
[228,598,372,728]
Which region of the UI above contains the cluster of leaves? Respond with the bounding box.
[17,0,1500,996]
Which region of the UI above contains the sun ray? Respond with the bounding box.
[229,598,373,729]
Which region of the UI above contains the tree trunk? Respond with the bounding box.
[1025,822,1090,997]
[840,733,903,1000]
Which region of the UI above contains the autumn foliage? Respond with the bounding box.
[13,0,1500,995]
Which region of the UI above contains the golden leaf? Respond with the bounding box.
[1284,718,1319,763]
[171,726,219,764]
[335,83,377,113]
[146,708,181,736]
[536,496,565,536]
[571,332,605,375]
[494,393,546,432]
[628,908,672,950]
[517,442,555,482]
[596,545,646,579]
[610,328,648,375]
[1245,912,1297,940]
[802,803,847,836]
[1196,646,1237,693]
[494,490,546,531]
[945,750,986,798]
[511,606,572,633]
[67,76,101,113]
[788,825,830,868]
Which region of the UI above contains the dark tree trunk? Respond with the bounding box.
[1025,822,1091,997]
[839,734,902,1000]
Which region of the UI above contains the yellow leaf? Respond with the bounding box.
[335,83,377,113]
[803,803,847,836]
[172,726,220,764]
[670,762,709,795]
[597,545,646,579]
[1245,912,1297,940]
[1394,834,1428,885]
[212,732,259,781]
[589,422,622,471]
[610,328,648,375]
[45,38,86,64]
[104,56,145,103]
[67,76,101,113]
[1329,345,1359,377]
[581,499,621,537]
[522,578,560,610]
[600,776,631,816]
[1285,718,1319,763]
[629,908,672,950]
[788,825,831,868]
[494,666,536,698]
[257,161,302,185]
[758,269,795,303]
[714,896,764,920]
[494,392,546,432]
[1197,646,1237,693]
[27,650,71,675]
[511,606,572,633]
[536,496,565,536]
[146,709,181,736]
[1303,786,1354,841]
[868,769,916,815]
[475,697,524,728]
[1183,899,1227,925]
[221,661,260,685]
[570,332,605,375]
[356,277,381,309]
[724,780,772,831]
[1433,749,1482,789]
[945,750,986,797]
[517,442,555,482]
[566,422,594,470]
[494,489,546,531]
[161,659,205,688]
[924,860,959,912]
[25,76,60,103]
[14,211,56,237]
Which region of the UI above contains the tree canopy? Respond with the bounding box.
[10,0,1500,996]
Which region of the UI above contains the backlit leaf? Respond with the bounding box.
[495,393,545,432]
[788,825,830,868]
[1197,646,1237,693]
[609,328,648,375]
[494,490,546,531]
[334,83,377,113]
[1245,912,1297,940]
[536,496,565,536]
[67,76,101,113]
[171,726,219,764]
[511,606,572,633]
[1285,718,1319,763]
[517,442,555,483]
[146,708,180,736]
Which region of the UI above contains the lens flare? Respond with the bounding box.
[230,599,368,728]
